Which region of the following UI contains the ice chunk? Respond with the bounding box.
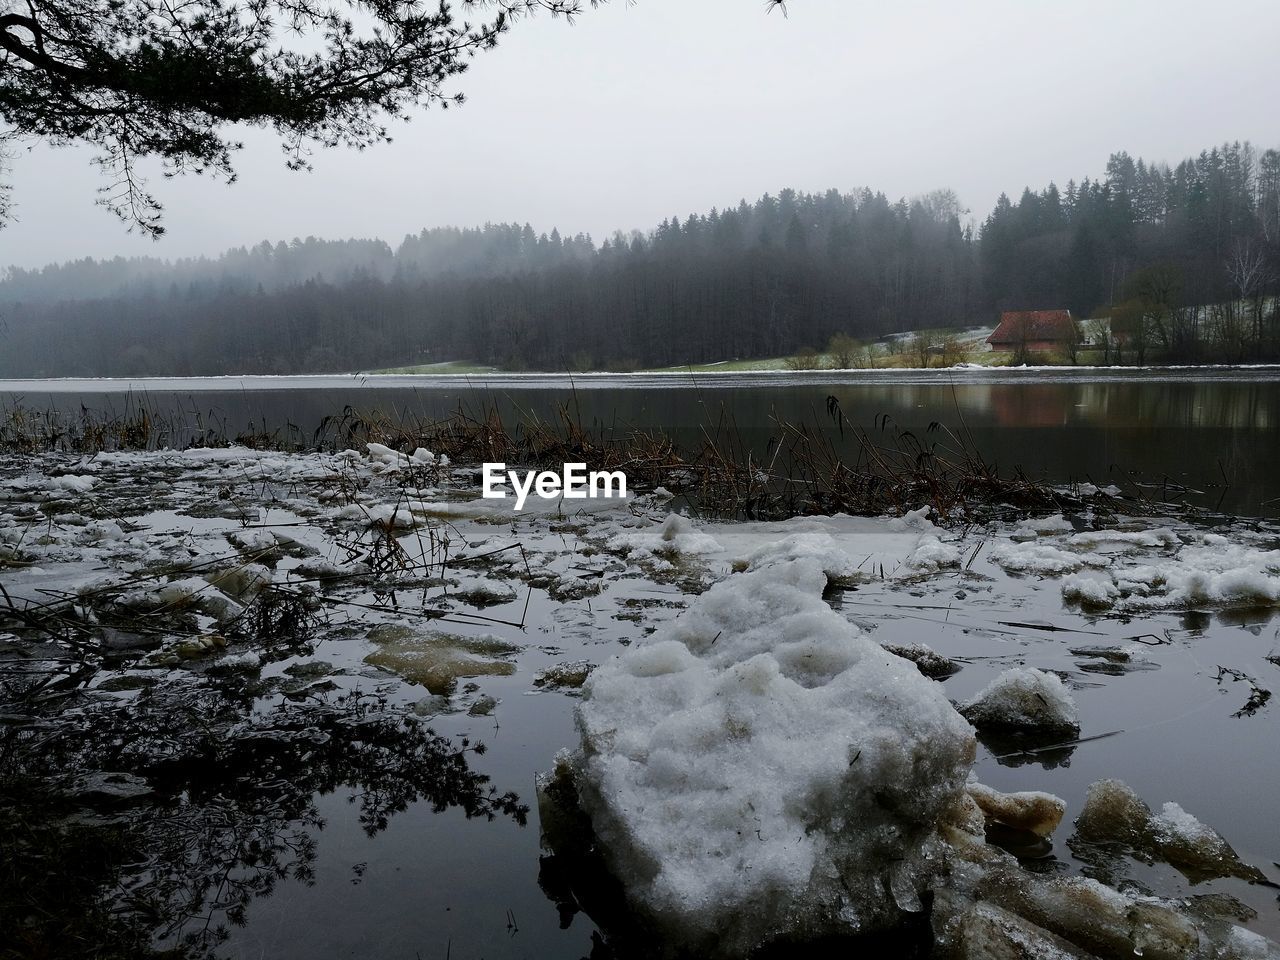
[82,519,125,542]
[204,562,272,602]
[734,530,861,580]
[1073,779,1263,882]
[1067,527,1179,550]
[1075,482,1122,497]
[1057,534,1280,612]
[932,894,1098,960]
[365,502,417,530]
[965,781,1065,838]
[364,626,520,695]
[904,534,961,573]
[939,844,1280,960]
[533,660,595,691]
[292,556,371,580]
[452,577,517,607]
[1061,573,1119,608]
[961,870,1200,960]
[607,513,723,559]
[115,576,244,623]
[227,527,282,560]
[880,641,960,679]
[1014,514,1074,536]
[960,668,1079,737]
[888,504,938,533]
[556,558,976,954]
[986,541,1104,575]
[364,442,408,468]
[1222,926,1280,960]
[216,651,262,671]
[46,474,97,493]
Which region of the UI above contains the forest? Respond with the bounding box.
[1,140,1277,375]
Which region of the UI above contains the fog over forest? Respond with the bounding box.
[2,140,1277,375]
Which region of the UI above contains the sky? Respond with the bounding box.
[1,0,1278,269]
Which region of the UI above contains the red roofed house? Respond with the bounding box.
[987,310,1079,353]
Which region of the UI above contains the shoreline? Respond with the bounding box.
[4,362,1280,392]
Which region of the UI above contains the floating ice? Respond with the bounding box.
[364,442,408,470]
[82,519,125,542]
[934,870,1202,960]
[204,562,272,602]
[1073,778,1263,882]
[986,541,1105,575]
[227,527,281,559]
[45,474,97,493]
[1013,513,1074,536]
[552,557,976,955]
[1060,573,1120,607]
[904,534,962,573]
[959,668,1079,737]
[1065,539,1280,612]
[965,780,1065,838]
[217,651,262,671]
[452,576,517,607]
[364,625,520,695]
[364,502,417,530]
[888,504,939,533]
[1067,527,1180,550]
[292,556,370,580]
[1074,482,1122,497]
[733,530,861,580]
[115,576,244,623]
[607,513,723,560]
[880,641,959,679]
[933,896,1097,959]
[533,660,595,691]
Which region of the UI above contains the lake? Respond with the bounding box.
[3,367,1279,517]
[3,371,1280,957]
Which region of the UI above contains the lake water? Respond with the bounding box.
[3,373,1280,957]
[3,367,1279,517]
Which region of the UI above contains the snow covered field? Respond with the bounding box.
[2,444,1279,957]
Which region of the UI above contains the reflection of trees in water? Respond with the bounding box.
[0,682,527,958]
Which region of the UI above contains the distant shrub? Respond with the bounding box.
[784,347,822,371]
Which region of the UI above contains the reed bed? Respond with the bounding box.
[1,396,1088,522]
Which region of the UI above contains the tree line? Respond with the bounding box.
[1,140,1277,375]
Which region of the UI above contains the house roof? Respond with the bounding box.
[987,310,1076,345]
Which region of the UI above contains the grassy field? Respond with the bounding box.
[648,353,1014,372]
[357,327,1108,374]
[363,361,498,375]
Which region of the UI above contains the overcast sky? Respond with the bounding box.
[2,0,1277,269]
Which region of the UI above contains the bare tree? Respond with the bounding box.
[1225,240,1275,352]
[1061,318,1083,365]
[827,332,858,369]
[784,346,822,371]
[1086,316,1112,365]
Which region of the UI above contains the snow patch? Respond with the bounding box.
[607,513,723,560]
[960,668,1079,736]
[558,558,976,953]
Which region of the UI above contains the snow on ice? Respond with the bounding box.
[550,557,977,954]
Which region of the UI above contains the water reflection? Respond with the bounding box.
[974,729,1080,771]
[4,374,1277,516]
[0,678,528,958]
